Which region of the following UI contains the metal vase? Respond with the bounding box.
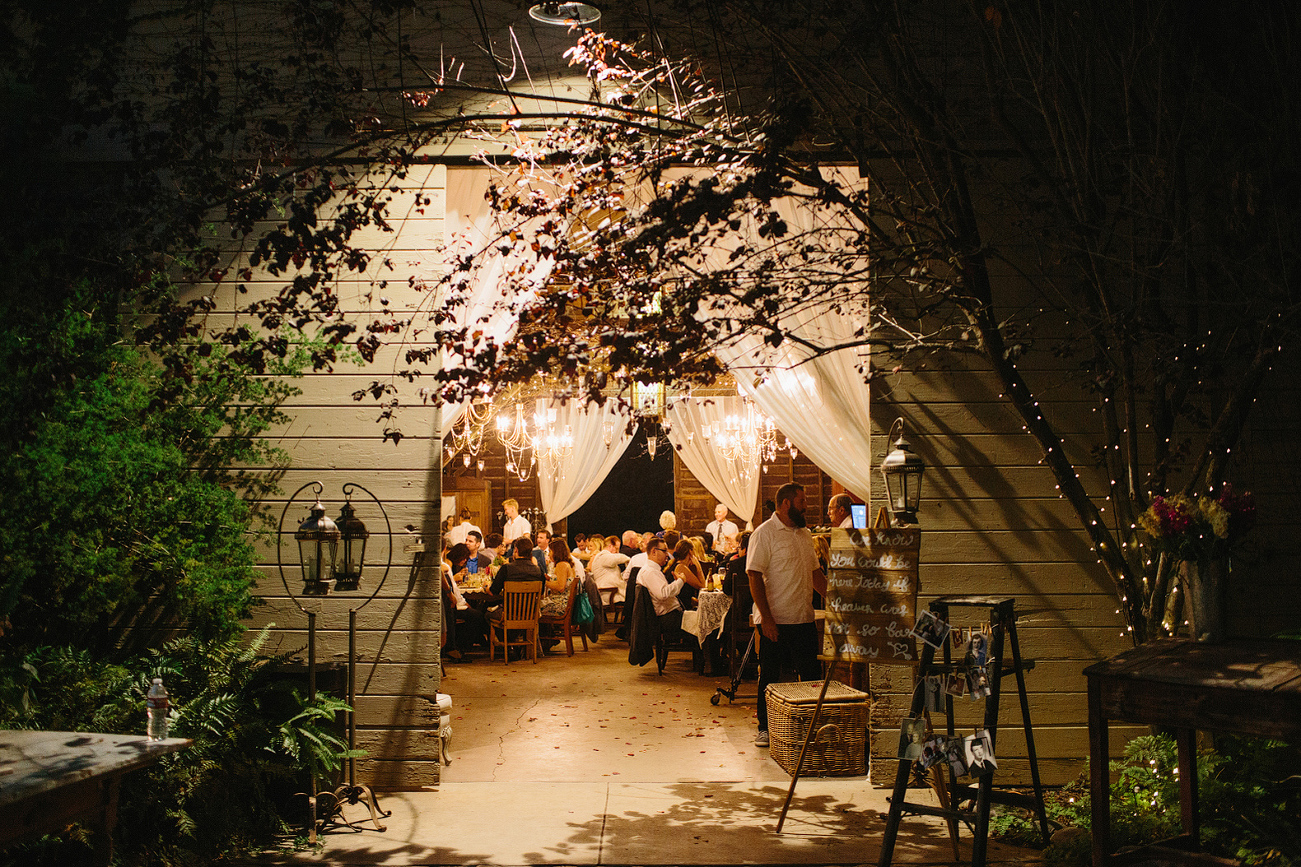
[1183,556,1228,643]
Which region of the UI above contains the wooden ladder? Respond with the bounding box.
[878,596,1050,867]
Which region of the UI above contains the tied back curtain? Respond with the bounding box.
[719,313,875,504]
[690,168,876,504]
[536,400,638,527]
[438,168,558,440]
[665,397,762,526]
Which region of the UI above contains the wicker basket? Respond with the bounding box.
[766,680,869,777]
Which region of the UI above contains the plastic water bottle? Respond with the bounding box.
[146,677,169,740]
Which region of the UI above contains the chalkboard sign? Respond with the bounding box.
[820,526,921,662]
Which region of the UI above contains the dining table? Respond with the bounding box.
[682,589,732,645]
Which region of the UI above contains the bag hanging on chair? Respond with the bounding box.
[573,590,595,625]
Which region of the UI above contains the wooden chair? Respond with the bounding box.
[598,586,620,624]
[489,580,543,663]
[539,576,590,656]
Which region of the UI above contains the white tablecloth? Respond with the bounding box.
[682,590,731,646]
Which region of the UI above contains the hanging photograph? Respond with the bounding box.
[896,716,927,760]
[966,630,990,666]
[945,740,968,777]
[911,610,951,650]
[945,671,967,698]
[968,665,991,700]
[924,674,945,712]
[919,736,947,770]
[963,729,997,776]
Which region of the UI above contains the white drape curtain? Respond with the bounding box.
[694,168,876,504]
[536,399,638,526]
[437,168,557,440]
[717,314,875,503]
[665,397,762,525]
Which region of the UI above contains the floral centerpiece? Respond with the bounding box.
[1137,484,1255,642]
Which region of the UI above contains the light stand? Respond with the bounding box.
[278,481,394,840]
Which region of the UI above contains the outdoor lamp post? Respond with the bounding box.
[334,494,369,592]
[277,481,392,839]
[296,496,340,595]
[880,419,925,525]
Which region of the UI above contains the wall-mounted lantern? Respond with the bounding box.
[880,419,925,525]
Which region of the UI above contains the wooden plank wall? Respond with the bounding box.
[209,163,453,789]
[198,162,1301,791]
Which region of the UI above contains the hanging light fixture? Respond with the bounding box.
[705,399,780,481]
[296,497,340,595]
[334,496,369,592]
[528,2,600,26]
[496,402,537,482]
[880,418,926,525]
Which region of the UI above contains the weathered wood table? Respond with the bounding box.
[1085,639,1301,867]
[0,730,190,861]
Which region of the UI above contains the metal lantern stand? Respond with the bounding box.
[278,481,394,840]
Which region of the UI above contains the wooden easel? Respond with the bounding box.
[877,597,1050,867]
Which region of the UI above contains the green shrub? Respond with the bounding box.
[991,734,1301,866]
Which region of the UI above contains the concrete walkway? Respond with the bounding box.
[266,636,1040,865]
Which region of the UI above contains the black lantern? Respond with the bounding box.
[334,499,370,592]
[296,497,340,595]
[880,420,925,524]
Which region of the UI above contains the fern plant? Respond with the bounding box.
[0,627,361,866]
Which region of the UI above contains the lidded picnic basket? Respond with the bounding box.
[766,680,869,776]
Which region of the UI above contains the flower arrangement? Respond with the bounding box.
[1137,483,1256,561]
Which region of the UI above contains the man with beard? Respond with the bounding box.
[746,482,827,748]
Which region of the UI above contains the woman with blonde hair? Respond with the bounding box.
[658,510,677,534]
[688,535,715,577]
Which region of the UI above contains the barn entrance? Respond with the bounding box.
[566,426,674,543]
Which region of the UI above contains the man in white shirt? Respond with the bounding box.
[747,482,827,748]
[828,493,854,529]
[445,508,480,546]
[501,498,531,547]
[590,535,631,602]
[705,503,740,556]
[637,539,685,621]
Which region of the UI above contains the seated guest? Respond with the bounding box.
[571,533,589,559]
[443,543,487,657]
[487,537,545,623]
[662,530,681,553]
[668,538,707,609]
[531,529,551,575]
[639,531,655,552]
[620,530,640,558]
[590,535,631,603]
[637,539,685,632]
[484,532,507,571]
[490,537,543,595]
[464,530,494,581]
[689,536,715,577]
[542,538,578,618]
[657,510,677,538]
[722,531,751,596]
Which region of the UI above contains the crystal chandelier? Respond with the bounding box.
[702,400,797,481]
[495,402,538,482]
[492,398,576,482]
[444,400,494,469]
